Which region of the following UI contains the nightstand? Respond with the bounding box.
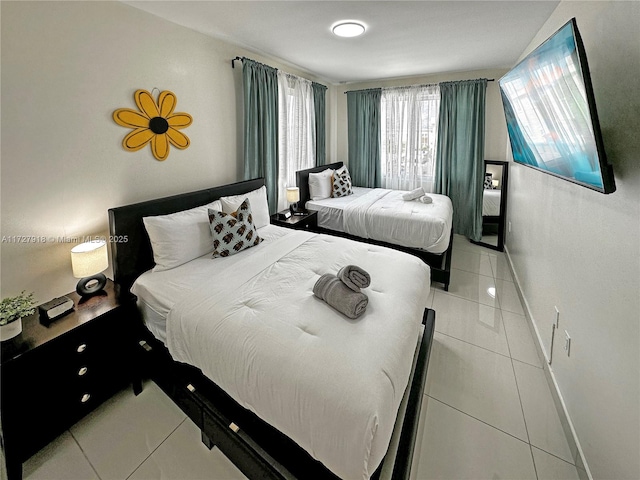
[0,279,139,480]
[270,210,318,231]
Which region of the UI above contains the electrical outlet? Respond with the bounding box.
[564,330,571,356]
[554,306,560,328]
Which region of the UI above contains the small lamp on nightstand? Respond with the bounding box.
[286,187,302,215]
[71,240,109,297]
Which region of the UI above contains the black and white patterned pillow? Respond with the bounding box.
[484,173,494,189]
[332,167,353,198]
[208,198,263,258]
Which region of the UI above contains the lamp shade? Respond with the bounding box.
[71,240,108,278]
[286,187,300,203]
[492,179,500,188]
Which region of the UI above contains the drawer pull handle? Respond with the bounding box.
[81,393,91,403]
[77,344,87,353]
[78,367,88,376]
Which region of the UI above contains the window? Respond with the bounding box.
[277,72,315,211]
[381,85,440,192]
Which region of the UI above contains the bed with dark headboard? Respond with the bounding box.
[108,177,435,480]
[296,162,453,291]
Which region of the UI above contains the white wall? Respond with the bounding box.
[333,68,510,165]
[505,2,640,478]
[0,1,327,302]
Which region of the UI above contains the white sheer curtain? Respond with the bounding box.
[277,72,315,211]
[381,85,440,192]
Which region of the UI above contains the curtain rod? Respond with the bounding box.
[343,78,495,94]
[231,56,273,70]
[231,56,327,88]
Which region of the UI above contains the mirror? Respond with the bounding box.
[474,160,508,251]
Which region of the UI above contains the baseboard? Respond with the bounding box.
[503,245,591,480]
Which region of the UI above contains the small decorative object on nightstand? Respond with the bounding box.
[270,210,318,231]
[0,279,139,480]
[0,291,36,341]
[71,240,109,297]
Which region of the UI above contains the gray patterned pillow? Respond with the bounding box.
[484,173,494,189]
[208,198,263,258]
[332,167,353,197]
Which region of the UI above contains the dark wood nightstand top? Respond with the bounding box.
[0,279,134,364]
[270,210,318,229]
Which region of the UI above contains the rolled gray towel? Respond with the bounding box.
[313,274,369,319]
[418,195,433,204]
[402,187,425,201]
[337,265,371,292]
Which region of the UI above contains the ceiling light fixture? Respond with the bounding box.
[332,21,366,38]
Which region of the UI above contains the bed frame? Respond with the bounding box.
[108,178,435,480]
[296,163,453,291]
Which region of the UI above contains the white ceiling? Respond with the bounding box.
[124,1,559,84]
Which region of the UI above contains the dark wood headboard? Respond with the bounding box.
[295,162,343,207]
[108,178,265,293]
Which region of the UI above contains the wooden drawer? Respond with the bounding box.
[0,281,139,478]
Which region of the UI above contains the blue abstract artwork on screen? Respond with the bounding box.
[499,19,614,193]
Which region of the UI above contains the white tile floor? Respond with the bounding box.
[20,235,583,480]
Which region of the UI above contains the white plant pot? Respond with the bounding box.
[0,318,23,341]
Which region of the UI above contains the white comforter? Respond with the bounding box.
[482,189,502,216]
[343,189,453,254]
[165,228,430,479]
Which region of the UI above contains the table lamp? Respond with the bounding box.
[286,187,302,215]
[71,240,108,297]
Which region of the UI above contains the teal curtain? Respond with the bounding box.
[242,59,279,213]
[347,89,382,188]
[312,82,327,166]
[435,79,487,241]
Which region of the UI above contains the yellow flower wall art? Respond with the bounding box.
[113,90,192,161]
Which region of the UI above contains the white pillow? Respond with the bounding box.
[220,185,270,229]
[143,200,222,272]
[308,169,334,201]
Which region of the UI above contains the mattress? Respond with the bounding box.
[306,187,453,254]
[483,189,502,216]
[132,225,431,480]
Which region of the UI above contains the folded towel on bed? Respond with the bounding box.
[402,187,425,201]
[313,274,369,319]
[337,265,371,292]
[418,195,433,204]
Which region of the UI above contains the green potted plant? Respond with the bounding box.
[0,291,36,341]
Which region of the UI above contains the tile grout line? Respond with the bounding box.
[69,428,103,480]
[434,330,513,361]
[450,265,495,280]
[125,417,188,480]
[425,395,532,447]
[491,250,538,478]
[434,285,497,309]
[531,444,582,468]
[508,350,540,479]
[501,283,540,480]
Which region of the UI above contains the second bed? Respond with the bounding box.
[297,162,454,290]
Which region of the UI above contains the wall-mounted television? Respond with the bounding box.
[499,18,615,194]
